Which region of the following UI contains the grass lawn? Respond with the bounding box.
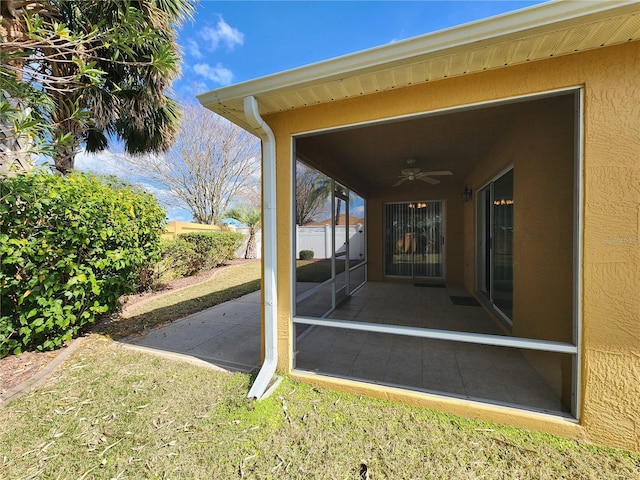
[296,259,363,283]
[3,260,638,478]
[97,261,262,339]
[1,335,639,479]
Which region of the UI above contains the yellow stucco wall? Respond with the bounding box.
[462,95,575,322]
[162,221,222,239]
[263,41,640,452]
[462,94,576,408]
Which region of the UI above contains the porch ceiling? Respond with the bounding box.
[198,1,640,134]
[294,93,574,196]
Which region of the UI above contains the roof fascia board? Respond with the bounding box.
[198,0,640,108]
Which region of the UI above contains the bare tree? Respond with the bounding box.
[234,183,261,211]
[295,161,330,225]
[121,103,260,225]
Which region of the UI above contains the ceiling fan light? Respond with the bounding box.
[401,167,421,176]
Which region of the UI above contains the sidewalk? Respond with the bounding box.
[122,290,262,373]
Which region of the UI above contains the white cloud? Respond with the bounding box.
[137,183,177,205]
[193,62,233,86]
[175,79,210,101]
[185,39,203,59]
[75,149,191,221]
[75,150,121,176]
[166,209,192,222]
[351,204,365,217]
[137,185,192,222]
[199,17,244,51]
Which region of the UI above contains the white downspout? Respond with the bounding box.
[244,95,279,400]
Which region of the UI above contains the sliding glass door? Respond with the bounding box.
[384,201,444,278]
[478,169,514,322]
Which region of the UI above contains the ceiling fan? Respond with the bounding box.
[392,159,453,187]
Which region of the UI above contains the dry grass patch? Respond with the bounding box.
[1,335,639,479]
[96,261,261,339]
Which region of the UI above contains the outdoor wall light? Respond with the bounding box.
[462,185,472,202]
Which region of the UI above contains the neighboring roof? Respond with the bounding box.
[305,214,365,227]
[198,0,640,134]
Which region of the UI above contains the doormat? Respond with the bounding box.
[414,283,446,288]
[449,296,481,306]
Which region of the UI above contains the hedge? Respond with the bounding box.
[0,171,166,357]
[154,238,199,280]
[178,231,244,271]
[299,250,314,260]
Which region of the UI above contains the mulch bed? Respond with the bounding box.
[0,259,256,396]
[0,350,61,396]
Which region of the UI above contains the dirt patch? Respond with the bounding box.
[0,349,61,396]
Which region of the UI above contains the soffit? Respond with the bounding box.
[198,1,640,134]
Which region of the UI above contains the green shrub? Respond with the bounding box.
[154,238,199,281]
[178,231,244,271]
[0,170,166,357]
[299,250,314,260]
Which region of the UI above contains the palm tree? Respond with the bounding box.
[1,0,195,174]
[226,206,261,260]
[0,91,33,175]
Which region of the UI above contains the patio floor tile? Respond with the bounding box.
[295,282,567,415]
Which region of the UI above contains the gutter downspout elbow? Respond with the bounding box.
[244,95,278,400]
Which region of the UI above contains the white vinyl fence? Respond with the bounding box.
[234,224,365,260]
[296,224,365,260]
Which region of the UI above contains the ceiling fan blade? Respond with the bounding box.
[420,170,453,176]
[392,178,407,187]
[418,176,440,185]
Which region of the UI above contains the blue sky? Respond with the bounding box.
[173,0,546,100]
[78,1,547,221]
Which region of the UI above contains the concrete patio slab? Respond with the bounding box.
[118,283,566,416]
[123,290,262,373]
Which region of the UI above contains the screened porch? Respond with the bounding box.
[291,90,580,419]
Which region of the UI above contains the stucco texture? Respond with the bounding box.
[263,41,640,452]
